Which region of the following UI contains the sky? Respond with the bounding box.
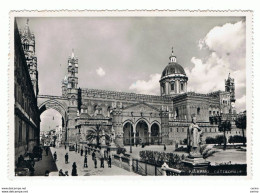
[16,17,246,131]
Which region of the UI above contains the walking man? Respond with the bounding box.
[164,144,166,151]
[108,155,112,168]
[45,147,49,156]
[65,145,67,150]
[80,149,83,156]
[84,155,88,168]
[94,157,97,168]
[53,151,57,162]
[71,162,77,176]
[92,151,96,161]
[100,157,104,168]
[65,153,69,164]
[85,149,87,156]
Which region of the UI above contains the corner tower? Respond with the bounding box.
[159,48,188,97]
[19,19,39,96]
[225,73,236,113]
[66,50,79,143]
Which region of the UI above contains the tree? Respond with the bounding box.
[235,112,246,146]
[86,124,110,147]
[218,120,231,150]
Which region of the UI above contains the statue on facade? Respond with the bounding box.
[187,114,202,157]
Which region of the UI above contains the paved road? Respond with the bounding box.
[50,147,138,176]
[34,147,58,176]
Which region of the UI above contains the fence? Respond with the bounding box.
[112,154,183,176]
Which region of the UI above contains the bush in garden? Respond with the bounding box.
[139,150,186,168]
[205,137,216,144]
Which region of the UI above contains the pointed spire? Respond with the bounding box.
[169,46,177,63]
[71,49,75,58]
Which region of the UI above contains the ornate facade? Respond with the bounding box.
[56,48,241,147]
[14,19,40,161]
[19,19,243,148]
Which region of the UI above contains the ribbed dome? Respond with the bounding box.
[161,62,186,78]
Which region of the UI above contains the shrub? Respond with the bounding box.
[205,137,216,144]
[229,135,246,144]
[139,150,185,168]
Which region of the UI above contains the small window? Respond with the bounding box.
[171,82,175,91]
[197,107,200,115]
[161,84,165,93]
[177,128,179,132]
[181,83,184,91]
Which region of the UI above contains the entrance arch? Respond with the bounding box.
[135,120,149,145]
[123,122,134,145]
[151,122,161,145]
[38,99,68,143]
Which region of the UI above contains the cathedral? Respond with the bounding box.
[61,48,241,147]
[16,19,243,151]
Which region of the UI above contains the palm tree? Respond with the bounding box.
[218,120,231,150]
[86,124,110,147]
[235,111,246,146]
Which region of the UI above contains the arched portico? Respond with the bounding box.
[135,119,149,145]
[123,121,134,145]
[150,122,161,144]
[38,95,69,143]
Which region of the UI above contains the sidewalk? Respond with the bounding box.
[33,148,58,176]
[50,147,138,176]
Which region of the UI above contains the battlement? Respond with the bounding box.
[81,88,172,103]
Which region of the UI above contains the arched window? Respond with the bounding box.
[161,83,165,93]
[181,83,184,91]
[175,107,179,118]
[197,107,200,115]
[171,82,175,91]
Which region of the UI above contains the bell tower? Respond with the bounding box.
[19,19,39,97]
[225,73,236,113]
[66,50,79,143]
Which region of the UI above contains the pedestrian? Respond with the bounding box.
[84,155,88,168]
[65,153,69,164]
[85,149,87,156]
[94,157,97,168]
[92,151,96,161]
[71,162,77,176]
[164,144,166,151]
[44,170,50,176]
[75,144,77,152]
[59,169,65,176]
[100,157,104,168]
[80,149,83,156]
[108,155,112,168]
[65,145,67,150]
[65,171,69,176]
[53,151,57,162]
[39,147,43,160]
[45,147,49,156]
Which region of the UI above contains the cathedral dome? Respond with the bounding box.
[161,62,186,78]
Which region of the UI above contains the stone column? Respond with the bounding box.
[133,132,136,145]
[148,125,151,144]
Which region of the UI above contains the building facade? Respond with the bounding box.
[14,19,40,161]
[17,21,243,148]
[59,49,243,147]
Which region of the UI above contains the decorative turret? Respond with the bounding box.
[19,19,39,97]
[159,47,188,97]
